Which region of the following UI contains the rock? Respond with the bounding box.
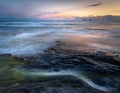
[1,42,120,93]
[0,54,12,57]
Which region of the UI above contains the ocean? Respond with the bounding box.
[0,20,120,56]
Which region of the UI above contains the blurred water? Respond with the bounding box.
[0,20,120,56]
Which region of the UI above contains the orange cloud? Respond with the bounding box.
[38,13,74,19]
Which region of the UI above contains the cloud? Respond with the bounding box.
[34,12,59,17]
[42,12,59,15]
[86,2,102,7]
[114,9,120,12]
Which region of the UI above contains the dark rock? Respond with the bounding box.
[0,54,12,57]
[2,42,120,93]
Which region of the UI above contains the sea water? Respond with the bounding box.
[0,20,120,56]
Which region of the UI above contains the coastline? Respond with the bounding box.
[0,41,120,93]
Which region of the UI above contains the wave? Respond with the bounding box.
[0,29,77,56]
[0,21,77,27]
[0,22,44,27]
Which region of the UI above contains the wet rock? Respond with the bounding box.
[0,54,12,57]
[1,42,120,93]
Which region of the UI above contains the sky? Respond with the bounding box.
[0,0,120,19]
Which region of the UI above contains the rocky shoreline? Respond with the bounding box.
[0,41,120,93]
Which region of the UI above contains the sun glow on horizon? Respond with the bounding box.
[37,11,120,19]
[37,7,120,19]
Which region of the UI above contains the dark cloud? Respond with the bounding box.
[86,2,102,7]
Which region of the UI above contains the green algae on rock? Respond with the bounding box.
[0,54,25,84]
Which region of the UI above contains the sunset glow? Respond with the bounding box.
[0,0,120,19]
